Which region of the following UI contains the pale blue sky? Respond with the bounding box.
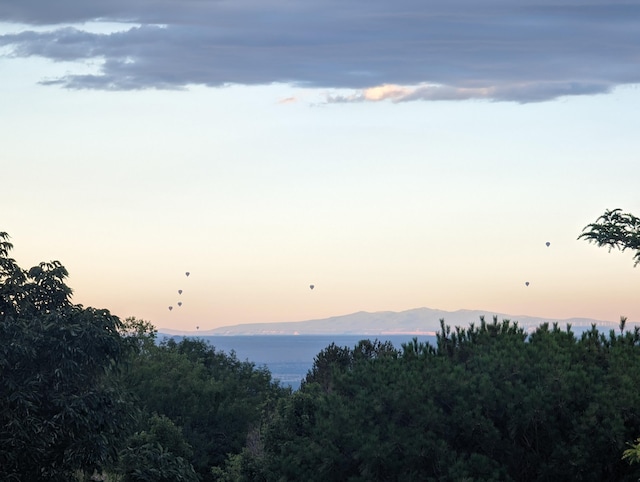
[2,2,639,330]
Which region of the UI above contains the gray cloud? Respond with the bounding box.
[1,0,639,102]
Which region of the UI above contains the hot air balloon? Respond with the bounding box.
[196,326,199,330]
[185,272,190,277]
[178,289,183,295]
[177,302,182,307]
[525,282,530,287]
[546,242,550,247]
[168,306,173,311]
[310,284,315,290]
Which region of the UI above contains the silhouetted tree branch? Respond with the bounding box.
[578,208,640,266]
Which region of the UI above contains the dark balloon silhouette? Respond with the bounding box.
[310,284,315,290]
[525,281,530,287]
[185,272,190,277]
[546,242,551,247]
[178,289,183,295]
[196,326,199,330]
[168,306,173,311]
[177,301,182,307]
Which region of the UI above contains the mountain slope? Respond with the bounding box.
[160,307,631,336]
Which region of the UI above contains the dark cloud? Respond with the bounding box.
[1,0,639,102]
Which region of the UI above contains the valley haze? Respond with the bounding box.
[160,307,636,336]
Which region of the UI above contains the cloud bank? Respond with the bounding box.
[1,1,639,103]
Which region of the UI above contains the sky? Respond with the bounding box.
[2,0,639,331]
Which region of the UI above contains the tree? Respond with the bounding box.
[120,316,159,353]
[221,320,640,481]
[0,232,135,481]
[117,414,199,482]
[579,208,640,266]
[579,210,640,467]
[122,336,290,481]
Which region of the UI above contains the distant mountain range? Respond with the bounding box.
[159,307,637,336]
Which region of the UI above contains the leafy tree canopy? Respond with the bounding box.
[123,335,290,481]
[117,414,199,482]
[219,318,640,481]
[579,208,640,266]
[0,232,135,481]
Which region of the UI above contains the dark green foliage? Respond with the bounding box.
[119,443,198,482]
[222,318,640,481]
[123,335,290,480]
[303,339,397,393]
[579,208,640,266]
[120,316,159,354]
[118,414,198,482]
[138,413,194,461]
[0,232,135,481]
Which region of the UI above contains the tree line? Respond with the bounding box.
[219,320,640,481]
[2,207,640,481]
[0,231,289,481]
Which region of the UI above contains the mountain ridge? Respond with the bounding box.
[159,307,635,336]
